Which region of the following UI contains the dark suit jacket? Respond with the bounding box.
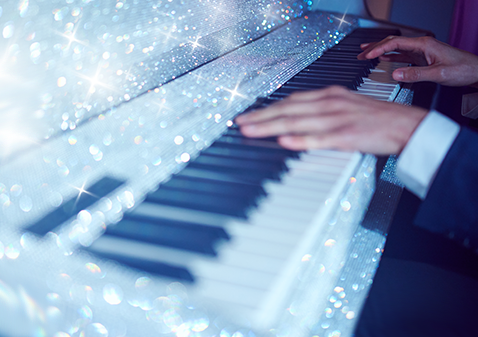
[414,127,478,252]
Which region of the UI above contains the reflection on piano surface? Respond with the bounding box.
[0,1,422,336]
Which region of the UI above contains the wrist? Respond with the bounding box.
[397,111,460,199]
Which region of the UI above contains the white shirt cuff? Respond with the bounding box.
[396,111,460,199]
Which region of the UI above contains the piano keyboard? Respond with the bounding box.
[45,28,405,327]
[0,19,414,336]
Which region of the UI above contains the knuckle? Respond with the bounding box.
[287,116,299,128]
[327,85,348,95]
[278,116,292,131]
[421,36,436,47]
[404,68,421,81]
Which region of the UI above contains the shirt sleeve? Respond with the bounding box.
[396,111,460,199]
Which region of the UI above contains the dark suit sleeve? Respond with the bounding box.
[414,127,478,252]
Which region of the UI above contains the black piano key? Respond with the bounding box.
[291,74,363,86]
[187,162,282,182]
[145,186,255,218]
[123,213,230,240]
[284,78,359,90]
[309,60,371,68]
[305,65,370,77]
[161,175,267,198]
[324,49,362,55]
[298,68,366,80]
[211,139,300,159]
[223,128,280,143]
[204,144,293,162]
[193,154,287,173]
[326,46,363,52]
[291,70,362,78]
[178,166,266,186]
[26,177,126,235]
[85,250,195,282]
[215,135,288,151]
[319,57,378,68]
[104,217,228,255]
[271,86,324,96]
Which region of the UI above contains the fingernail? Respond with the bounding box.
[360,42,370,48]
[241,124,256,135]
[394,70,404,81]
[235,116,246,124]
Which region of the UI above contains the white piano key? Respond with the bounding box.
[299,154,352,166]
[244,212,310,233]
[306,149,357,159]
[193,261,276,289]
[225,237,294,260]
[224,222,303,246]
[195,279,266,308]
[131,202,235,226]
[286,160,347,175]
[263,181,331,198]
[215,248,286,273]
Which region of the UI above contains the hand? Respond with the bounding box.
[236,86,428,155]
[357,36,478,87]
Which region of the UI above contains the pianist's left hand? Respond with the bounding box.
[235,86,427,155]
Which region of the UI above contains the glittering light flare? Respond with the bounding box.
[70,181,96,200]
[260,5,286,25]
[73,64,120,102]
[68,180,99,211]
[160,26,178,44]
[332,13,351,30]
[152,99,171,115]
[189,36,204,50]
[223,83,247,101]
[55,23,88,51]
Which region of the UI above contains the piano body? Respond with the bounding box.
[0,1,431,336]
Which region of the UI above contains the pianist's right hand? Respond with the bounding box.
[357,35,478,88]
[236,86,427,155]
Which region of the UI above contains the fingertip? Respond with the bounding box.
[277,135,301,150]
[393,69,404,81]
[360,42,370,50]
[239,124,256,136]
[235,111,255,125]
[234,114,246,125]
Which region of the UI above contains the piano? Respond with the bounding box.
[0,1,431,336]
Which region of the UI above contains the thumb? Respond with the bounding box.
[392,65,442,83]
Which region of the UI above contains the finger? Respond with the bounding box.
[235,87,352,125]
[393,64,442,83]
[278,130,403,154]
[239,113,349,138]
[358,36,424,60]
[377,53,416,64]
[359,42,377,50]
[285,85,350,102]
[236,100,326,125]
[278,132,353,151]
